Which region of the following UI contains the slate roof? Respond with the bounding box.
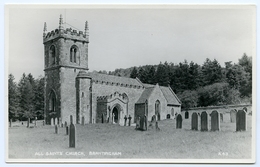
[136,87,154,104]
[160,86,181,106]
[89,72,143,87]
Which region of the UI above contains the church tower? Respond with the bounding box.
[43,15,91,125]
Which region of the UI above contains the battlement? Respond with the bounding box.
[43,15,89,44]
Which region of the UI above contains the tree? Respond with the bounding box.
[177,90,199,109]
[155,62,170,86]
[18,73,35,121]
[130,67,138,78]
[201,58,224,86]
[138,67,148,83]
[147,66,156,84]
[8,74,20,125]
[34,76,45,120]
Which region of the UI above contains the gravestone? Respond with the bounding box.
[61,123,63,128]
[34,117,37,127]
[211,110,220,131]
[112,113,115,124]
[69,115,76,148]
[230,109,237,123]
[128,115,132,126]
[27,118,30,128]
[144,115,147,131]
[220,113,223,122]
[191,112,198,130]
[81,116,84,125]
[136,117,140,129]
[155,121,160,131]
[167,114,170,119]
[176,114,182,129]
[43,120,45,126]
[55,125,58,134]
[139,116,144,130]
[236,110,247,131]
[124,115,127,126]
[64,121,67,127]
[201,111,208,131]
[51,118,54,126]
[55,117,58,125]
[66,126,69,135]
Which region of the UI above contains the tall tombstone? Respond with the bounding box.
[176,114,182,129]
[51,118,54,126]
[69,115,76,148]
[220,113,223,122]
[191,112,198,130]
[128,115,132,126]
[55,125,58,134]
[124,115,127,126]
[144,115,148,131]
[236,110,247,131]
[43,120,45,126]
[64,121,67,127]
[211,110,220,131]
[230,109,237,123]
[66,126,69,135]
[201,111,208,131]
[81,116,85,125]
[27,118,30,128]
[112,113,115,124]
[55,117,58,125]
[139,116,144,130]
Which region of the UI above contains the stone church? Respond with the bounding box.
[43,15,181,126]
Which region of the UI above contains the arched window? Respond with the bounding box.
[70,45,79,63]
[50,45,56,65]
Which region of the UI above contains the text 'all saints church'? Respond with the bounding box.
[43,15,181,126]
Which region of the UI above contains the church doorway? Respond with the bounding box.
[112,107,119,124]
[48,90,57,125]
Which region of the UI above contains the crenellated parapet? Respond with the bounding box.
[43,14,89,44]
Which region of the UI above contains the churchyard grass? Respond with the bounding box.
[8,114,252,159]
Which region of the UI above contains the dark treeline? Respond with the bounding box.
[101,53,252,109]
[8,73,44,122]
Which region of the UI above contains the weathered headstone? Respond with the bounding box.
[55,125,58,134]
[144,115,147,131]
[112,113,115,124]
[66,126,69,135]
[220,113,223,122]
[236,110,247,131]
[69,123,76,148]
[124,115,127,126]
[201,111,208,131]
[211,110,220,131]
[51,118,54,126]
[230,109,237,123]
[55,117,58,125]
[64,121,67,127]
[61,123,63,128]
[34,117,37,127]
[128,115,132,126]
[136,117,140,129]
[191,112,198,130]
[69,115,76,147]
[176,114,182,129]
[155,121,160,131]
[27,118,30,128]
[43,120,45,126]
[81,116,84,125]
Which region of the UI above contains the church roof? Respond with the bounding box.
[89,72,143,87]
[160,86,181,106]
[136,83,181,106]
[136,87,154,104]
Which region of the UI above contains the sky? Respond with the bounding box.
[7,5,255,81]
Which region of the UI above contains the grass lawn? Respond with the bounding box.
[8,114,252,160]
